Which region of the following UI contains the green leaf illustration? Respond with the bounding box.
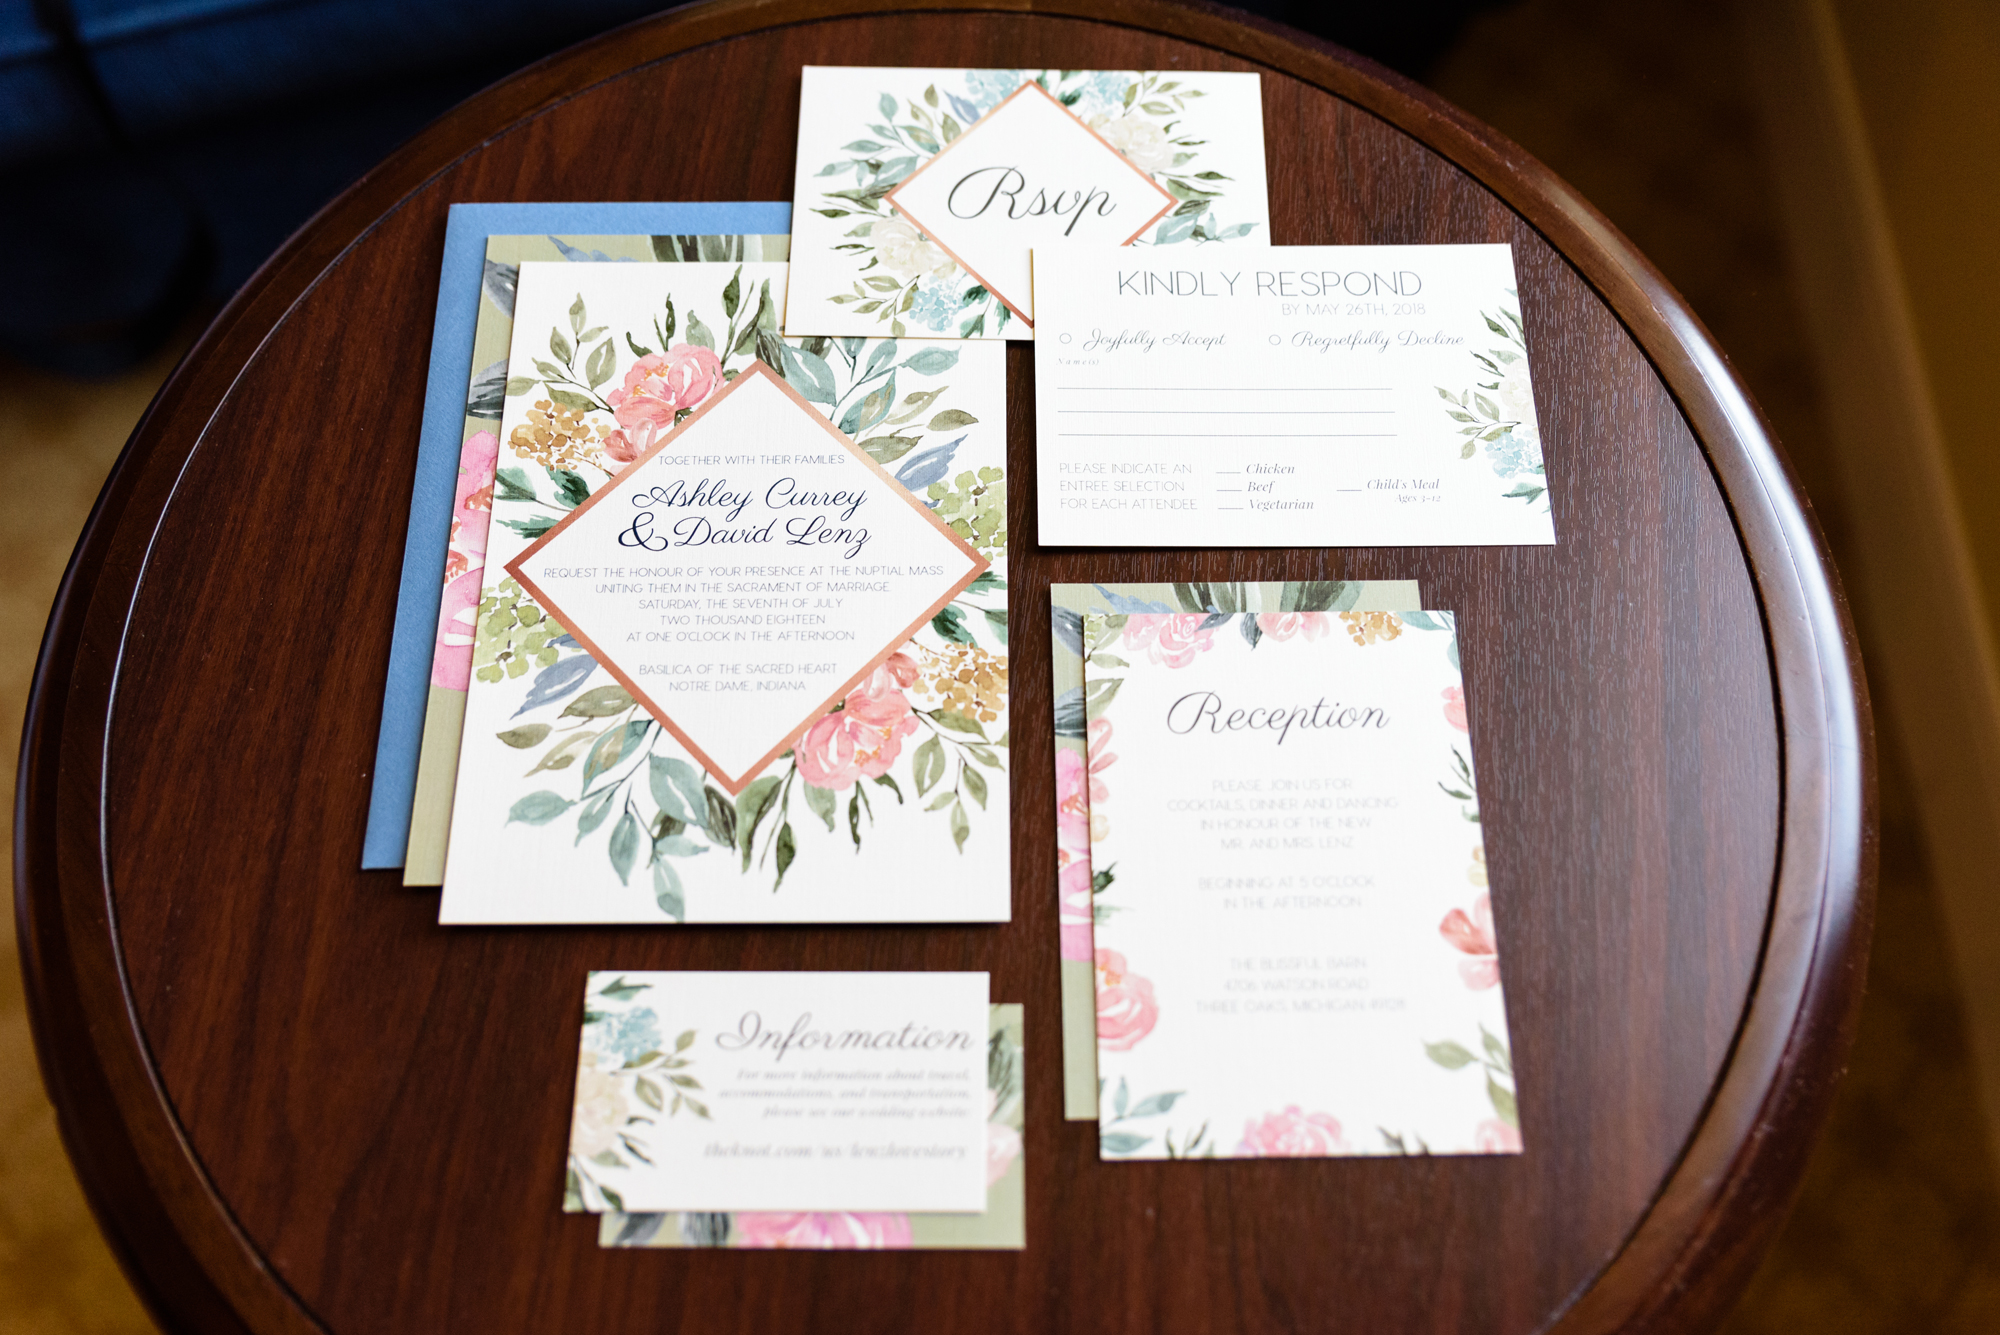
[686,311,714,351]
[583,720,649,789]
[735,775,783,871]
[961,763,988,810]
[774,821,797,888]
[575,787,617,843]
[1487,1074,1519,1127]
[652,861,685,921]
[606,810,641,884]
[859,433,921,465]
[927,408,978,431]
[704,787,737,847]
[899,347,959,376]
[585,338,616,390]
[1425,1039,1478,1070]
[649,755,707,828]
[496,723,550,749]
[1100,1131,1151,1154]
[931,710,986,738]
[551,469,590,509]
[508,791,573,825]
[564,685,634,718]
[721,266,741,319]
[912,735,945,796]
[778,343,837,404]
[803,781,838,831]
[635,1076,664,1111]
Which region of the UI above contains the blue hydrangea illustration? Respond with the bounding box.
[1072,71,1131,115]
[592,1007,663,1065]
[1485,430,1537,479]
[964,69,1026,114]
[909,283,957,332]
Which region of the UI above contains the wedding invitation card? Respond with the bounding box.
[597,1003,1024,1249]
[1033,243,1557,546]
[1081,608,1523,1158]
[787,67,1269,339]
[364,203,790,871]
[403,231,791,886]
[438,261,1011,923]
[566,972,990,1212]
[1049,579,1421,1120]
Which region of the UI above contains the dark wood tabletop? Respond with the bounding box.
[14,2,1875,1332]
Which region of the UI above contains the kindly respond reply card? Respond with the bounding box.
[439,261,1011,925]
[567,972,990,1213]
[788,67,1269,339]
[1081,609,1523,1159]
[1033,244,1557,547]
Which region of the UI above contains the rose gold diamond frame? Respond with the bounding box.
[883,79,1178,328]
[505,359,990,796]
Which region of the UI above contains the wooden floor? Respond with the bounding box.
[1,0,1994,1328]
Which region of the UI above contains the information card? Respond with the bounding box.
[1033,244,1557,547]
[567,971,991,1213]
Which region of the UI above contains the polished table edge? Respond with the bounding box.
[11,2,1877,1332]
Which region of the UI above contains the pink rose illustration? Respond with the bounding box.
[1255,612,1330,643]
[431,431,499,690]
[602,418,664,467]
[606,343,724,432]
[1442,686,1469,732]
[1055,750,1093,851]
[1122,613,1218,668]
[1095,948,1159,1051]
[1055,718,1116,853]
[794,653,921,790]
[1235,1106,1349,1157]
[1058,855,1095,961]
[986,1089,1022,1185]
[1474,1118,1523,1153]
[734,1213,913,1249]
[1440,894,1500,990]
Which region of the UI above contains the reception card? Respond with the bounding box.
[597,1003,1025,1249]
[439,261,1011,924]
[1048,579,1421,1119]
[1082,608,1523,1158]
[566,972,990,1213]
[1034,244,1557,546]
[788,67,1269,339]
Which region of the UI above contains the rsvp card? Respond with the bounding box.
[566,971,990,1213]
[439,261,1011,925]
[787,67,1269,339]
[1034,244,1557,546]
[1082,609,1523,1158]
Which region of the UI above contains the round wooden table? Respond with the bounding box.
[16,2,1874,1331]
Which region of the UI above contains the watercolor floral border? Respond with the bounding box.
[482,269,1009,919]
[1080,609,1524,1158]
[1436,292,1549,510]
[591,1003,1026,1249]
[811,70,1260,338]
